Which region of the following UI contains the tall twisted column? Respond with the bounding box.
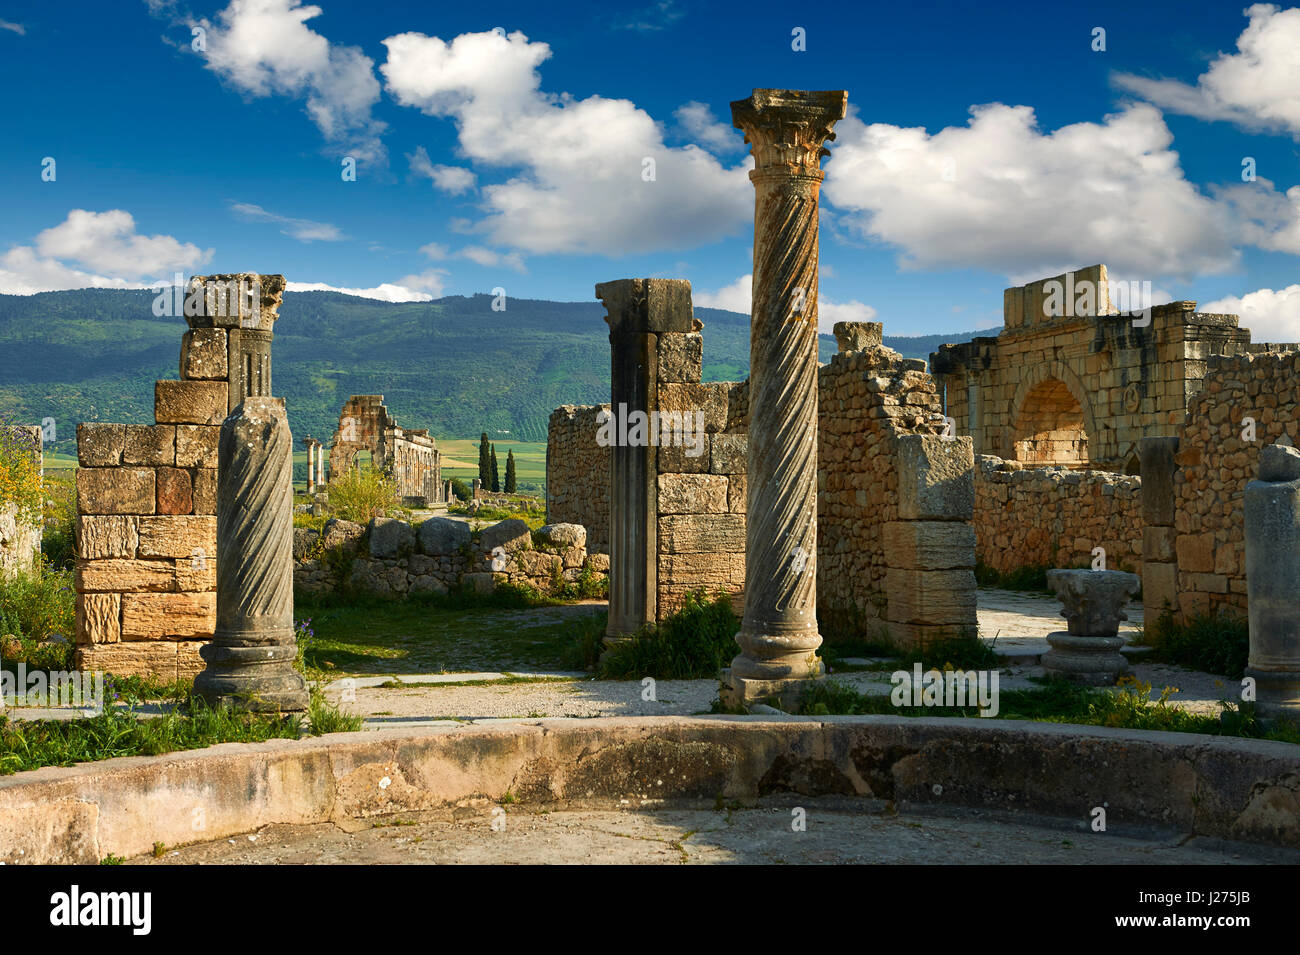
[194,397,308,711]
[724,89,846,706]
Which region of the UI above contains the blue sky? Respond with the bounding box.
[2,0,1299,339]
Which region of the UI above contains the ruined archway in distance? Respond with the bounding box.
[1011,377,1091,467]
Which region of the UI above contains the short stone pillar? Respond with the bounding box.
[194,397,308,711]
[1244,443,1300,719]
[1042,568,1140,685]
[723,88,847,706]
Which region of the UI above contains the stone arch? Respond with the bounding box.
[1007,360,1097,467]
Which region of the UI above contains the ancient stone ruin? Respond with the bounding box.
[327,395,445,506]
[0,425,41,580]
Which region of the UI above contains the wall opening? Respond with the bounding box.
[1012,378,1089,467]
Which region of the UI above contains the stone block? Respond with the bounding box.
[76,515,138,559]
[1176,534,1214,574]
[882,521,976,570]
[322,518,366,552]
[886,621,972,651]
[896,435,974,521]
[536,523,586,548]
[417,517,471,556]
[121,592,215,640]
[710,433,748,475]
[517,550,561,576]
[659,552,746,589]
[657,473,727,514]
[1140,437,1180,526]
[657,332,703,384]
[137,515,217,559]
[154,380,228,425]
[657,441,709,474]
[177,640,206,678]
[77,641,180,681]
[657,382,729,433]
[77,423,127,467]
[156,468,193,515]
[728,473,747,513]
[121,425,176,466]
[1142,525,1176,564]
[833,321,883,353]
[76,558,177,593]
[192,469,217,514]
[175,425,219,468]
[658,513,746,553]
[1142,562,1178,620]
[883,568,978,626]
[368,518,415,559]
[179,328,228,380]
[77,468,155,515]
[77,592,120,644]
[480,519,532,554]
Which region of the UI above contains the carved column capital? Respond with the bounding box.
[731,89,847,181]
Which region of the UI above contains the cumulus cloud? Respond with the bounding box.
[822,102,1240,281]
[674,101,739,153]
[286,267,448,302]
[179,0,387,166]
[694,273,876,336]
[1114,4,1300,139]
[380,28,751,255]
[0,209,211,294]
[1217,178,1300,255]
[407,145,477,194]
[457,245,525,272]
[1202,285,1300,344]
[230,202,344,241]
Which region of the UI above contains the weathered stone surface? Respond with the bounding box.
[658,332,703,383]
[657,441,709,474]
[76,558,177,593]
[77,641,184,682]
[1245,446,1300,717]
[658,513,746,553]
[882,521,976,570]
[517,550,561,576]
[480,519,531,554]
[897,435,974,521]
[709,433,747,475]
[1259,443,1300,483]
[833,321,883,353]
[292,527,319,561]
[587,553,610,573]
[154,380,228,425]
[1045,568,1140,637]
[1140,437,1180,526]
[76,515,138,559]
[77,468,155,515]
[77,592,120,644]
[77,423,127,467]
[657,382,729,433]
[121,592,215,640]
[121,425,175,466]
[417,517,470,556]
[1042,631,1129,686]
[883,568,978,625]
[175,425,220,468]
[137,515,216,559]
[536,523,586,549]
[1176,534,1214,574]
[322,518,365,552]
[368,518,414,559]
[192,468,217,514]
[657,473,727,514]
[1143,525,1176,564]
[180,328,228,381]
[156,467,193,515]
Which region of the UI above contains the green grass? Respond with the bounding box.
[595,590,741,680]
[0,561,76,670]
[295,589,608,676]
[1142,607,1250,678]
[440,438,547,493]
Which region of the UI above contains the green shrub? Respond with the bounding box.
[597,589,740,679]
[39,472,76,571]
[0,562,75,668]
[328,466,405,524]
[450,478,472,502]
[974,560,1051,592]
[1145,607,1249,678]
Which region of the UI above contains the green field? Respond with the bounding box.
[439,438,547,492]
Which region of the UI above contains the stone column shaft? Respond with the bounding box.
[1245,443,1300,718]
[725,89,846,703]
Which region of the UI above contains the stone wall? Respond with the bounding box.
[0,426,42,580]
[328,395,444,504]
[973,457,1143,577]
[293,517,607,598]
[932,264,1253,471]
[545,404,610,553]
[74,274,284,681]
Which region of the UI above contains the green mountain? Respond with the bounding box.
[0,288,980,454]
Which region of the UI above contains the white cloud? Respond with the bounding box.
[186,0,386,165]
[694,273,876,335]
[1218,179,1300,255]
[822,102,1240,281]
[380,28,751,255]
[286,268,448,302]
[408,145,477,194]
[1114,4,1300,139]
[0,247,153,295]
[0,19,25,35]
[457,246,525,272]
[674,101,738,152]
[30,209,211,278]
[1202,285,1300,344]
[230,201,344,241]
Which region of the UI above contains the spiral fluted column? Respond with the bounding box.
[723,89,846,706]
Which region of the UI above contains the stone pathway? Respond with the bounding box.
[130,797,1294,865]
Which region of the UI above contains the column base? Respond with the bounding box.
[193,640,309,713]
[1041,632,1129,686]
[719,665,824,710]
[599,633,635,666]
[1244,666,1300,722]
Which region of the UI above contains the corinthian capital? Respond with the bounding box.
[730,88,848,179]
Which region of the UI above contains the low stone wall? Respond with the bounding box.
[546,404,611,553]
[3,716,1297,863]
[974,457,1142,577]
[293,516,608,598]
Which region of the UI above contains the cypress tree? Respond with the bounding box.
[490,444,500,492]
[478,432,490,486]
[505,450,517,493]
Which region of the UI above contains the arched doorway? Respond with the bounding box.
[1011,377,1090,467]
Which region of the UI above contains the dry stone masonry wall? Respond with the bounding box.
[546,404,611,554]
